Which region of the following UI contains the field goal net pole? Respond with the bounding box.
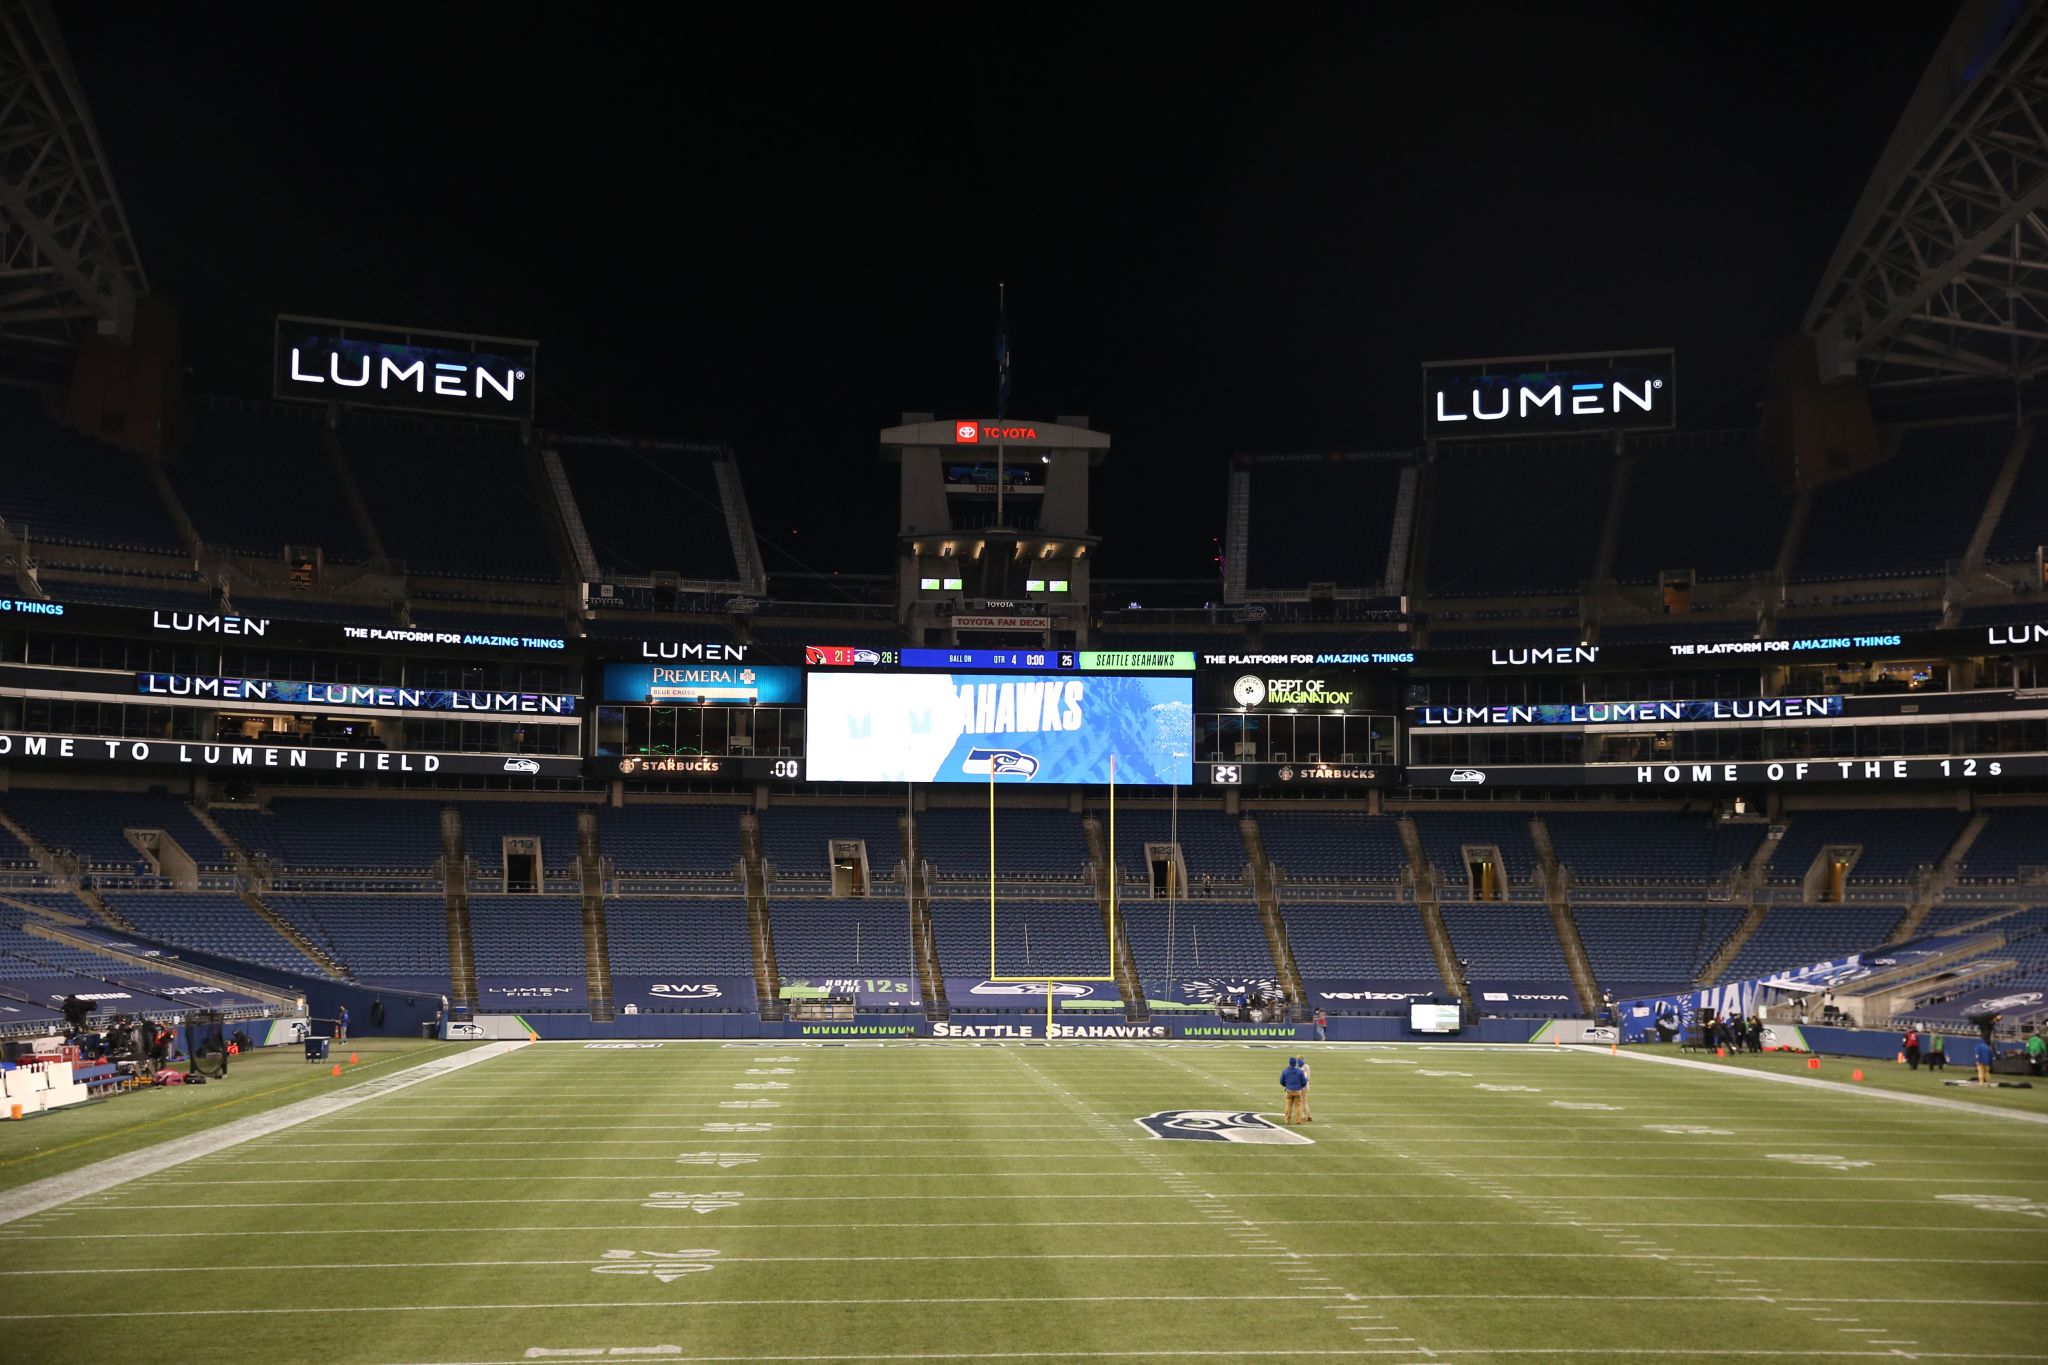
[987,755,1118,1039]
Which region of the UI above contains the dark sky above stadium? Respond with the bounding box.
[70,8,1951,584]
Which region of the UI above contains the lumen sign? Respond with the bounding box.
[1423,349,1674,439]
[275,315,537,421]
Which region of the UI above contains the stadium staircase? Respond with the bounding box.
[739,814,784,1021]
[440,806,478,1012]
[1407,462,1440,596]
[1772,489,1814,585]
[1382,465,1420,595]
[1696,899,1770,986]
[577,810,614,1021]
[239,888,347,979]
[1239,817,1309,1020]
[713,455,768,595]
[321,427,390,562]
[1963,423,2035,569]
[1223,468,1251,601]
[1888,810,1990,944]
[187,802,246,869]
[904,816,948,1021]
[1590,453,1632,584]
[1083,817,1149,1023]
[1529,816,1601,1012]
[1399,816,1473,1015]
[540,448,602,583]
[138,455,204,558]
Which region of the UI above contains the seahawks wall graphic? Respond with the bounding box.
[806,672,1194,784]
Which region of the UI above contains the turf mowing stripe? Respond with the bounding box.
[0,1292,1350,1321]
[365,1354,2048,1364]
[15,1216,2032,1242]
[366,1354,2048,1365]
[0,1042,527,1228]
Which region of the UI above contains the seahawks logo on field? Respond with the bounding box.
[962,747,1039,779]
[1135,1109,1313,1145]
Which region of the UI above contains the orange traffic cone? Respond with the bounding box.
[1851,1069,1865,1082]
[1715,1046,1726,1057]
[1896,1052,1906,1065]
[349,1053,359,1066]
[1609,1041,1618,1055]
[1806,1057,1821,1070]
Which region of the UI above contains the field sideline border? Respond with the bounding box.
[0,1041,528,1227]
[1582,1044,2048,1126]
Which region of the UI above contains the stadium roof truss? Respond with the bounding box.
[0,0,147,347]
[1806,0,2048,387]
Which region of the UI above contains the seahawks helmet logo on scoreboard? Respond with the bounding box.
[961,747,1040,779]
[1136,1109,1313,1145]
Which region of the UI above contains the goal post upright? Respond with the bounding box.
[985,753,1118,1041]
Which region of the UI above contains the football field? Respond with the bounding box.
[2,1039,2046,1363]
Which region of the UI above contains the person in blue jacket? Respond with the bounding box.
[1280,1056,1308,1124]
[1975,1036,1995,1085]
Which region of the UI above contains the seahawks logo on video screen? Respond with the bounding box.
[1135,1109,1312,1145]
[961,747,1039,779]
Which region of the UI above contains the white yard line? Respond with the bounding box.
[0,1042,527,1228]
[1584,1046,2048,1127]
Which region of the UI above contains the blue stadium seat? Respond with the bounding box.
[0,789,234,873]
[1572,903,1745,996]
[266,894,450,985]
[101,892,329,976]
[1794,422,2012,580]
[767,896,913,979]
[1255,811,1406,883]
[599,805,744,878]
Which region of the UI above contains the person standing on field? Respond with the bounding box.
[1902,1027,1921,1070]
[1280,1056,1308,1124]
[1927,1032,1946,1071]
[1315,1008,1328,1042]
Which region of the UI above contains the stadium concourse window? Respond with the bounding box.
[20,699,205,741]
[1197,712,1395,764]
[606,703,803,759]
[1783,658,1947,695]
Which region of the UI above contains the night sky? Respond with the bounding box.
[66,8,1952,582]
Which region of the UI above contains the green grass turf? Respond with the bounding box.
[1649,1041,2048,1111]
[1,1039,2045,1364]
[0,1037,467,1192]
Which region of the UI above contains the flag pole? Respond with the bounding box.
[995,281,1007,531]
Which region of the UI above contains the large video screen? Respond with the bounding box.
[806,672,1193,785]
[1409,1002,1462,1033]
